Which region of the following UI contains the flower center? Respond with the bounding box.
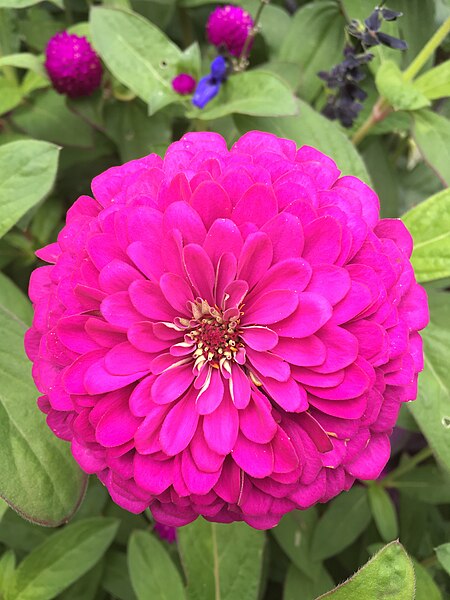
[185,300,243,368]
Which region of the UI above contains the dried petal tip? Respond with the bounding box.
[207,5,254,56]
[45,32,102,98]
[172,73,196,95]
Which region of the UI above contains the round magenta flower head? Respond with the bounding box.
[154,522,177,543]
[206,5,254,56]
[172,73,196,95]
[25,131,428,529]
[45,32,102,98]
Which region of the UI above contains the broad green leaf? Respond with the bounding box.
[0,0,62,7]
[362,137,399,218]
[0,8,19,55]
[279,0,345,101]
[188,71,297,121]
[407,291,450,470]
[368,484,398,542]
[0,53,45,76]
[128,531,185,600]
[392,465,450,503]
[311,487,372,561]
[0,140,59,238]
[394,0,436,69]
[0,77,22,115]
[178,518,265,600]
[59,561,104,600]
[104,100,171,162]
[375,60,430,111]
[413,110,450,186]
[283,564,334,600]
[0,509,52,554]
[234,99,371,184]
[402,188,450,282]
[413,559,443,600]
[19,7,63,52]
[0,304,87,525]
[271,508,321,580]
[317,542,415,599]
[415,60,450,99]
[21,70,49,95]
[241,0,290,56]
[12,90,94,148]
[7,518,118,600]
[0,272,33,324]
[90,7,181,113]
[0,550,16,598]
[435,543,450,576]
[102,550,136,600]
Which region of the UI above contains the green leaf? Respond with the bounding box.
[0,0,62,8]
[241,0,290,56]
[283,564,334,600]
[317,542,415,599]
[402,189,450,282]
[413,110,450,186]
[394,0,436,69]
[279,0,345,101]
[368,484,399,542]
[90,7,181,113]
[128,531,185,600]
[102,550,136,600]
[271,508,321,580]
[415,60,450,100]
[311,487,372,561]
[0,304,87,525]
[0,53,46,76]
[12,90,94,148]
[59,561,104,600]
[0,77,22,115]
[435,543,450,576]
[0,140,59,238]
[235,99,371,184]
[392,465,450,504]
[412,559,443,600]
[0,272,33,324]
[407,291,450,470]
[7,518,118,600]
[188,71,297,121]
[0,550,16,598]
[178,518,265,600]
[375,60,431,111]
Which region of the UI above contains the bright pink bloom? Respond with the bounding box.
[207,5,254,57]
[25,131,428,529]
[45,32,102,98]
[172,73,196,95]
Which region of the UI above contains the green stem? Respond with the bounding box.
[382,447,433,486]
[403,16,450,82]
[351,97,392,146]
[237,0,271,71]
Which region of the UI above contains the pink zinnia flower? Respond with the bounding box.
[206,5,254,57]
[25,131,428,529]
[45,32,102,98]
[172,73,196,95]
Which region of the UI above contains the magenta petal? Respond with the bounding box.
[105,341,153,375]
[101,291,143,327]
[297,412,333,452]
[229,363,251,409]
[261,212,304,262]
[129,280,177,321]
[237,232,273,291]
[181,448,222,494]
[160,389,199,455]
[63,349,106,394]
[247,348,290,382]
[249,258,312,300]
[232,183,278,228]
[151,363,195,404]
[159,273,194,315]
[134,454,173,494]
[127,240,164,281]
[305,264,351,306]
[274,292,332,338]
[314,325,359,373]
[274,335,326,367]
[85,318,126,348]
[129,375,157,416]
[99,259,144,294]
[96,402,141,447]
[190,427,224,472]
[262,376,308,412]
[346,433,390,479]
[240,326,278,351]
[183,244,215,304]
[222,279,248,311]
[57,315,100,354]
[163,201,206,244]
[203,389,239,454]
[190,180,232,228]
[196,368,224,415]
[85,359,146,394]
[203,219,243,266]
[305,361,370,400]
[302,216,342,265]
[272,427,299,473]
[128,322,174,353]
[232,433,274,478]
[243,290,298,325]
[239,391,277,443]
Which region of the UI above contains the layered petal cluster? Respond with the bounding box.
[45,32,102,98]
[206,5,254,57]
[26,131,428,529]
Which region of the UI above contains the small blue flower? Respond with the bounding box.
[192,56,228,109]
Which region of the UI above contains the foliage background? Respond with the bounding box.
[0,0,449,598]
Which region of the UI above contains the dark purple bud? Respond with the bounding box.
[365,9,382,32]
[381,8,403,21]
[377,31,408,50]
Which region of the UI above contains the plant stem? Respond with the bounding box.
[382,447,434,486]
[351,97,392,145]
[403,16,450,82]
[236,0,270,71]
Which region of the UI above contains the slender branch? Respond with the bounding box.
[351,97,392,146]
[236,0,271,71]
[403,16,450,82]
[382,447,434,486]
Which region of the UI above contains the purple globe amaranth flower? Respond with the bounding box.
[207,5,254,57]
[45,32,102,98]
[154,522,177,543]
[172,73,196,95]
